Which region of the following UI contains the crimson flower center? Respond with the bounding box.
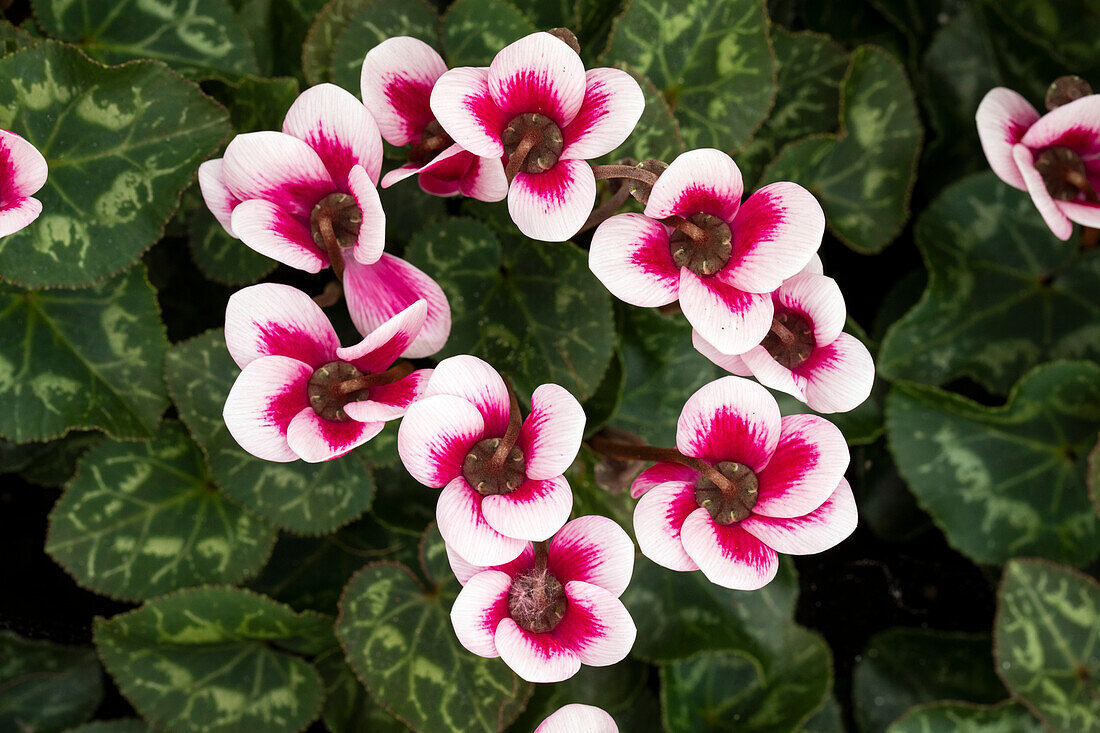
[463,437,526,496]
[502,113,564,175]
[1035,146,1090,202]
[668,213,733,276]
[762,310,816,369]
[508,567,567,633]
[695,461,759,525]
[407,119,453,167]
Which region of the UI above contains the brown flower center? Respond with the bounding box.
[669,213,733,276]
[310,193,361,252]
[307,361,368,422]
[408,120,453,166]
[502,113,564,176]
[508,567,567,633]
[762,310,816,369]
[1045,76,1093,111]
[1035,147,1091,202]
[695,461,759,525]
[463,438,526,495]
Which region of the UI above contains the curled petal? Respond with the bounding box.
[437,477,528,566]
[678,271,774,356]
[644,148,743,222]
[488,32,587,127]
[197,159,239,237]
[222,131,334,219]
[282,83,384,187]
[1013,144,1073,240]
[975,87,1040,190]
[676,375,780,471]
[1019,94,1100,157]
[630,462,698,499]
[495,618,581,683]
[360,36,447,146]
[741,478,857,555]
[482,476,573,542]
[342,368,432,423]
[347,164,385,265]
[447,542,535,585]
[286,407,384,463]
[754,414,849,518]
[588,213,679,307]
[562,67,645,160]
[690,330,753,378]
[424,355,511,436]
[0,129,47,201]
[0,197,42,238]
[799,333,875,414]
[508,159,596,242]
[547,515,635,596]
[223,356,312,462]
[633,481,699,572]
[518,384,586,480]
[431,67,506,159]
[1057,199,1100,229]
[398,394,485,487]
[535,704,618,733]
[381,162,421,189]
[224,283,338,368]
[553,581,636,666]
[459,153,509,202]
[774,273,846,346]
[680,509,779,590]
[450,569,511,657]
[229,199,327,274]
[336,299,427,374]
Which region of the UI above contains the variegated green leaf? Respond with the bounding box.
[506,658,651,732]
[886,362,1100,567]
[879,173,1100,393]
[0,631,103,733]
[0,19,35,55]
[0,264,170,442]
[604,66,684,164]
[205,74,300,134]
[442,0,536,68]
[64,722,153,733]
[95,587,333,733]
[995,559,1100,733]
[762,45,921,254]
[46,420,277,601]
[405,217,615,402]
[0,42,229,288]
[32,0,259,79]
[165,329,377,535]
[602,0,777,151]
[987,0,1100,70]
[188,205,277,286]
[886,701,1044,733]
[0,431,101,487]
[315,650,406,733]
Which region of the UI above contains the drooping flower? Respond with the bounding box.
[535,704,618,733]
[0,129,47,238]
[398,355,584,565]
[360,36,508,201]
[222,283,431,463]
[588,149,824,355]
[692,273,875,413]
[449,515,636,684]
[976,83,1100,240]
[632,377,855,590]
[430,31,645,241]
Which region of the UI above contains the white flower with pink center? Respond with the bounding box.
[976,79,1100,240]
[628,376,855,590]
[535,704,617,732]
[588,149,825,355]
[222,283,432,463]
[429,31,644,242]
[448,515,636,684]
[361,36,508,202]
[0,129,47,238]
[692,273,874,414]
[397,356,584,565]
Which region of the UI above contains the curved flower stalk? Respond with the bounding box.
[693,273,875,413]
[361,36,508,201]
[535,704,618,732]
[588,149,825,355]
[398,355,585,565]
[976,78,1100,240]
[0,129,48,237]
[449,515,636,683]
[223,283,432,463]
[430,31,645,241]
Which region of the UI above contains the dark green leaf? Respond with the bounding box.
[315,651,406,733]
[0,19,35,55]
[0,431,101,487]
[604,66,684,164]
[581,350,624,438]
[205,74,301,134]
[442,0,536,68]
[987,0,1100,71]
[886,361,1100,566]
[885,701,1044,733]
[1089,434,1100,518]
[0,631,103,733]
[65,722,154,733]
[506,658,650,732]
[804,696,845,733]
[188,204,277,286]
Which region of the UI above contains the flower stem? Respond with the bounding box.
[579,181,633,233]
[769,316,797,346]
[312,280,343,308]
[664,214,710,245]
[533,540,549,573]
[315,209,346,280]
[589,163,661,188]
[586,435,735,496]
[490,376,523,471]
[505,128,542,183]
[332,361,415,396]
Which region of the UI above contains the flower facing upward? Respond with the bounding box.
[360,36,508,201]
[976,84,1100,240]
[588,149,825,355]
[430,31,645,241]
[449,515,636,684]
[398,355,585,565]
[0,129,47,238]
[535,704,617,732]
[693,273,875,414]
[223,283,431,463]
[632,377,855,590]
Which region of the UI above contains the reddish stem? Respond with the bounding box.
[586,435,735,496]
[505,129,542,182]
[490,376,523,470]
[332,361,415,396]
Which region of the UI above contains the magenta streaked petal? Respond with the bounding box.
[553,581,636,666]
[223,355,312,462]
[535,704,618,733]
[0,197,42,238]
[431,66,506,159]
[1013,144,1074,240]
[798,333,875,414]
[424,355,511,436]
[690,329,753,378]
[518,384,585,480]
[488,32,587,127]
[229,199,326,274]
[397,394,485,487]
[589,213,679,307]
[438,477,528,566]
[482,475,572,542]
[754,414,849,518]
[0,129,47,203]
[676,375,780,470]
[347,164,385,265]
[224,282,339,368]
[742,478,857,555]
[975,87,1040,190]
[286,407,383,463]
[1019,94,1100,156]
[633,480,700,572]
[630,462,698,499]
[282,83,383,187]
[561,67,645,160]
[509,159,596,242]
[680,508,779,590]
[336,299,427,374]
[774,273,846,345]
[1057,199,1100,228]
[447,540,536,585]
[678,270,774,356]
[644,148,743,222]
[197,159,239,237]
[418,170,464,197]
[221,131,335,219]
[546,515,635,596]
[495,618,581,683]
[360,36,447,146]
[741,347,805,402]
[343,253,451,358]
[342,368,432,423]
[459,154,509,202]
[450,569,511,657]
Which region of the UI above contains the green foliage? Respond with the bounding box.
[0,42,229,288]
[506,659,651,731]
[987,0,1100,70]
[442,0,535,68]
[886,701,1044,733]
[0,631,103,733]
[994,559,1100,733]
[886,362,1100,566]
[604,67,684,163]
[188,204,278,286]
[315,651,406,733]
[0,430,101,486]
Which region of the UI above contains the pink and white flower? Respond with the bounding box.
[588,149,825,355]
[976,87,1100,240]
[222,283,431,463]
[361,36,508,201]
[398,355,584,565]
[430,31,644,241]
[692,273,875,413]
[632,377,855,590]
[535,704,617,733]
[0,129,47,237]
[449,515,636,683]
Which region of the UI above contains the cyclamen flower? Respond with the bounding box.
[449,515,636,683]
[0,129,47,237]
[535,704,617,733]
[589,149,824,355]
[398,356,584,565]
[361,36,507,201]
[632,377,855,590]
[976,84,1100,240]
[223,283,431,463]
[693,273,874,414]
[430,31,645,241]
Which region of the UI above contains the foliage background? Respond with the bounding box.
[0,0,1097,732]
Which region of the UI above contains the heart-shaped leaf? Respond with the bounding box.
[315,651,406,733]
[165,329,377,535]
[442,0,535,68]
[0,264,170,442]
[886,701,1044,733]
[886,361,1100,566]
[0,630,103,733]
[604,66,684,164]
